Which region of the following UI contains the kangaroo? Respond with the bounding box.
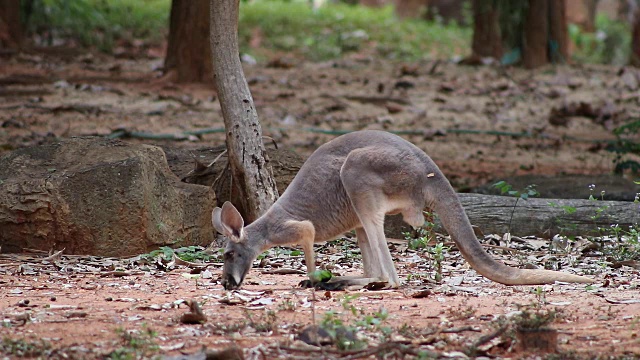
[212,130,594,290]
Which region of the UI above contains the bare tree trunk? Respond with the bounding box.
[548,0,568,63]
[165,0,212,83]
[471,0,503,59]
[632,6,640,67]
[0,0,23,49]
[209,0,278,223]
[522,0,549,69]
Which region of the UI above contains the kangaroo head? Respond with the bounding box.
[212,201,259,290]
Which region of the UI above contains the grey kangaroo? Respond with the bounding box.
[212,130,594,290]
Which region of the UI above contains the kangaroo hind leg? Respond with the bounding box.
[338,148,404,288]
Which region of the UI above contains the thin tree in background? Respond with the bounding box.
[470,0,568,68]
[632,5,640,66]
[0,0,23,50]
[522,0,548,68]
[165,0,212,82]
[210,0,278,222]
[471,0,503,60]
[548,0,568,64]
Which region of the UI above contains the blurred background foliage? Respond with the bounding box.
[18,0,633,65]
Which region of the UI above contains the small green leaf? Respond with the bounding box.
[310,269,333,283]
[181,273,200,280]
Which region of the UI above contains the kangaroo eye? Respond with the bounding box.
[224,251,234,260]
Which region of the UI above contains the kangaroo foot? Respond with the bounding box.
[298,279,347,291]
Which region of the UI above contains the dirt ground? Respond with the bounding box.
[1,50,640,359]
[0,240,639,359]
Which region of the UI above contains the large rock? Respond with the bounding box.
[0,137,215,256]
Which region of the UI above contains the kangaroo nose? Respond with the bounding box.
[222,275,239,290]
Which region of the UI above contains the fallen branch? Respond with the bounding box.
[42,249,65,262]
[465,325,509,357]
[342,94,412,106]
[0,88,53,97]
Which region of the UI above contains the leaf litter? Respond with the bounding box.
[0,231,638,359]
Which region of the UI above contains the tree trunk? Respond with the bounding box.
[548,0,568,63]
[471,0,503,59]
[632,6,640,67]
[209,0,278,223]
[165,0,212,83]
[522,0,549,69]
[0,0,23,50]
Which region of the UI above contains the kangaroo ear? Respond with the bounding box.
[211,207,225,234]
[212,201,245,242]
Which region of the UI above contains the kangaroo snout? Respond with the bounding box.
[221,273,241,290]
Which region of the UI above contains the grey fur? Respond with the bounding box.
[213,130,594,290]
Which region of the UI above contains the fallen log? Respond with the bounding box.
[453,194,639,238]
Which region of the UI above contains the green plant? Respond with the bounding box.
[109,325,159,360]
[548,201,578,239]
[429,241,448,283]
[606,119,640,175]
[318,294,390,350]
[403,211,448,282]
[244,309,278,333]
[513,306,558,330]
[24,0,170,51]
[323,237,361,261]
[141,246,174,262]
[173,246,216,262]
[576,184,640,263]
[278,299,297,312]
[531,286,546,306]
[569,14,631,65]
[238,0,470,62]
[404,227,429,251]
[493,181,540,233]
[141,246,218,263]
[403,211,437,250]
